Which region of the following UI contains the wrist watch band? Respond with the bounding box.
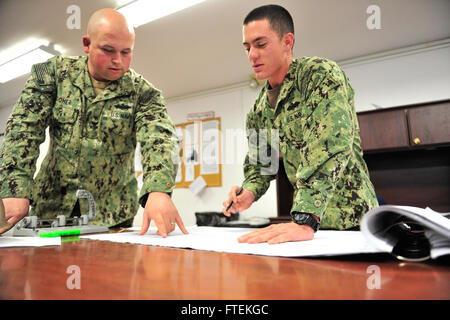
[291,212,320,232]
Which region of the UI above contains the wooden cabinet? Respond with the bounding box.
[408,101,450,147]
[364,148,450,212]
[358,109,409,151]
[357,100,450,212]
[357,100,450,152]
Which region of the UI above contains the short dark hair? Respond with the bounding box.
[243,4,294,39]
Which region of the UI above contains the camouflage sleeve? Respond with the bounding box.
[292,60,354,219]
[0,58,56,201]
[135,81,179,208]
[242,104,276,201]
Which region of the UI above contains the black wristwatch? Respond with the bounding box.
[292,212,320,232]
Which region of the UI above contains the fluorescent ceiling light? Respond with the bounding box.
[117,0,206,27]
[0,44,59,84]
[0,38,48,65]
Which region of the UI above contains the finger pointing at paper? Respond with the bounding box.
[138,192,188,237]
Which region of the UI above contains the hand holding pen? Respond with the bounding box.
[222,186,255,217]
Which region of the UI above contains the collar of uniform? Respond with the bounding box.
[276,58,298,108]
[263,58,298,111]
[92,70,136,103]
[104,70,136,98]
[70,56,136,101]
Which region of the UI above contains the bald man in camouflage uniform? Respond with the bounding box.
[223,5,378,243]
[0,9,187,236]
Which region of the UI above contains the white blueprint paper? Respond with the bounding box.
[81,226,382,258]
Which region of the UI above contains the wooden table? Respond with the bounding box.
[1,237,449,300]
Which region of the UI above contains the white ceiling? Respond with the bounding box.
[0,0,449,108]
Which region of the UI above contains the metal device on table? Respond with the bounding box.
[1,190,108,237]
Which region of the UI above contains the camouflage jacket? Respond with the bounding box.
[0,56,179,226]
[242,57,378,229]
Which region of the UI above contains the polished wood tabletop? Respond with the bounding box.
[0,236,449,300]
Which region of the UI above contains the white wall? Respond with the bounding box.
[341,41,450,112]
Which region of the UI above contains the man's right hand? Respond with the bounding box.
[2,198,30,229]
[222,186,255,217]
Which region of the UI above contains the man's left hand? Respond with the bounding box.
[138,192,188,237]
[237,222,314,244]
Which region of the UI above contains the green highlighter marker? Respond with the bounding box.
[39,229,81,238]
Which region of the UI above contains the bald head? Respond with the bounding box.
[87,8,135,42]
[83,8,135,81]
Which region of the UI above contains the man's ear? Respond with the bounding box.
[82,36,91,54]
[283,32,295,52]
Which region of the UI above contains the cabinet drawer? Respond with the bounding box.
[357,109,409,151]
[408,101,450,147]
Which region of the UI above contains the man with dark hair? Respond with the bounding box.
[222,4,378,243]
[243,4,294,39]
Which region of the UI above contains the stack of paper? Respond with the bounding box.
[361,205,450,260]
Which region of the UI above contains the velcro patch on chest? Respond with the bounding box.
[104,110,131,120]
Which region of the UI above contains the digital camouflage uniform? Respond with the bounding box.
[0,56,179,226]
[242,57,378,230]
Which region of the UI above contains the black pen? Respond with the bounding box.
[226,186,243,212]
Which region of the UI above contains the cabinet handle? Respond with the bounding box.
[413,137,421,145]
